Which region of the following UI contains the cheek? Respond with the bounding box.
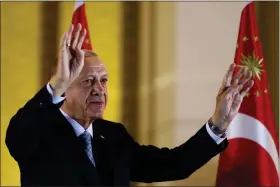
[104,93,108,107]
[67,88,91,104]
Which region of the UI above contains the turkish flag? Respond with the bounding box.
[216,2,279,186]
[72,1,92,50]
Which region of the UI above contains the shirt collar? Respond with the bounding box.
[59,108,93,137]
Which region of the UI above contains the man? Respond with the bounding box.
[6,24,253,186]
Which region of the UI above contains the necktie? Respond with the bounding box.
[79,131,96,167]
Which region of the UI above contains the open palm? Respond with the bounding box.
[58,23,87,84]
[212,63,254,129]
[50,23,87,96]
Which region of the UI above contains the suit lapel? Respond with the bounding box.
[51,109,125,186]
[92,119,117,186]
[51,108,100,185]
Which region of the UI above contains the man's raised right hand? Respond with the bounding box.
[50,23,87,96]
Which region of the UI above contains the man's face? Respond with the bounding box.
[66,56,108,119]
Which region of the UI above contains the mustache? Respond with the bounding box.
[88,92,105,103]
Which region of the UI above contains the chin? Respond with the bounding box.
[86,105,105,119]
[88,111,104,119]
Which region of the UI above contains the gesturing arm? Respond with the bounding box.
[128,63,253,183]
[5,23,87,162]
[5,86,60,162]
[128,124,227,183]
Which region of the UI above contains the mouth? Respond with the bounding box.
[89,101,104,106]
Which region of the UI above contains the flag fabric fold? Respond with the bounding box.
[72,1,92,50]
[216,2,279,186]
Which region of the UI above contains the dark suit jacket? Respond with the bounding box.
[6,85,228,186]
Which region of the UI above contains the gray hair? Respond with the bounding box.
[84,50,98,58]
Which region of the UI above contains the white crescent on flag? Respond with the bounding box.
[216,2,279,186]
[227,113,279,175]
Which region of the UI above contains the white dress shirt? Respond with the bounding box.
[46,83,225,144]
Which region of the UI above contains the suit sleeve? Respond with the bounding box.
[121,124,228,183]
[5,85,63,162]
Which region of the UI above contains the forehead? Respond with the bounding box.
[80,56,107,75]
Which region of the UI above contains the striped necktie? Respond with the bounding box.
[79,131,96,166]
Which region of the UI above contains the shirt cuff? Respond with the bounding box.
[46,83,66,104]
[206,122,226,144]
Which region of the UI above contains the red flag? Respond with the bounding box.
[72,1,92,50]
[216,2,279,186]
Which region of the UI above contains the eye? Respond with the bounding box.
[101,78,108,84]
[83,78,94,86]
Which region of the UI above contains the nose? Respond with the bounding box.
[92,91,104,97]
[91,80,104,95]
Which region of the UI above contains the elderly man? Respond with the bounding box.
[6,24,253,186]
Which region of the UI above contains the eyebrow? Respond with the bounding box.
[87,64,105,67]
[81,72,108,78]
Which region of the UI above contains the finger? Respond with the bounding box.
[71,23,82,50]
[66,24,74,46]
[231,66,247,86]
[240,80,254,97]
[231,76,239,87]
[218,63,236,94]
[60,32,68,50]
[76,28,87,50]
[223,63,236,87]
[238,71,252,91]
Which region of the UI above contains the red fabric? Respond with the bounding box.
[72,2,92,50]
[216,2,279,186]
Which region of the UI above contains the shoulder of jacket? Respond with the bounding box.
[96,119,126,131]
